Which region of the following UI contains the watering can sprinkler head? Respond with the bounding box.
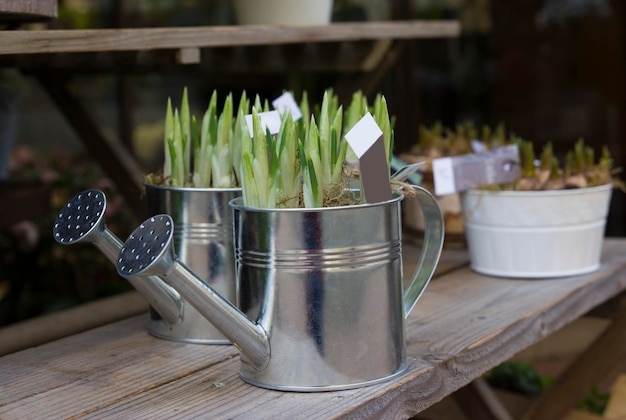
[53,189,107,246]
[116,214,270,371]
[52,189,183,326]
[117,215,177,278]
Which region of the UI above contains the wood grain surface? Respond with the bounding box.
[0,0,57,22]
[0,21,460,56]
[2,239,626,419]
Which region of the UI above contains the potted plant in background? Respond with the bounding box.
[461,138,622,278]
[399,120,513,247]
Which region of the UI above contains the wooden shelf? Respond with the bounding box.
[0,0,57,23]
[0,20,460,56]
[0,41,397,74]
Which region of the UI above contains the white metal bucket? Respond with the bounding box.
[461,184,613,278]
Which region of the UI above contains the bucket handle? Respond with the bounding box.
[403,185,445,318]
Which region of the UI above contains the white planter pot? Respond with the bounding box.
[461,184,613,278]
[233,0,333,25]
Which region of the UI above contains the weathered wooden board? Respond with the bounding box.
[0,21,460,56]
[0,0,57,22]
[1,239,626,419]
[0,291,147,356]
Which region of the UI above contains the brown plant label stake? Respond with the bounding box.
[345,112,393,203]
[432,144,521,195]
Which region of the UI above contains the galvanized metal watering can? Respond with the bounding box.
[116,185,444,391]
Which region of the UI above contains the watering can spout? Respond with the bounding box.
[52,189,183,326]
[116,214,271,371]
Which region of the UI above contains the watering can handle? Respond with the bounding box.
[403,185,445,318]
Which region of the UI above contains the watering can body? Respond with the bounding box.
[234,187,443,390]
[117,186,444,391]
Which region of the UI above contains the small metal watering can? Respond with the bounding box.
[116,186,444,391]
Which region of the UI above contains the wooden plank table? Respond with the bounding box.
[2,239,626,419]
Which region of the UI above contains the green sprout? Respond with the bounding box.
[236,88,395,208]
[520,141,536,178]
[371,93,393,166]
[301,117,324,208]
[168,109,185,186]
[159,88,245,189]
[540,142,554,172]
[275,112,301,207]
[163,97,174,182]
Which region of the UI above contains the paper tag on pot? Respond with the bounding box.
[432,144,521,195]
[344,112,392,203]
[244,110,282,137]
[272,92,302,121]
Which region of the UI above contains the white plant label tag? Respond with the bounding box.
[433,144,521,195]
[432,157,456,195]
[244,110,282,138]
[272,92,302,121]
[344,112,382,158]
[471,139,487,153]
[344,112,392,203]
